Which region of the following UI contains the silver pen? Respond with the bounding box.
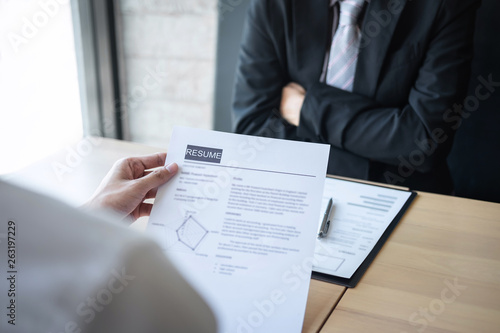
[318,198,333,238]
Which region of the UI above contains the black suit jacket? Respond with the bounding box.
[232,0,481,194]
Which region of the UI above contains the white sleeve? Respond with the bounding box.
[85,239,217,333]
[0,180,217,333]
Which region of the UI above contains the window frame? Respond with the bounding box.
[71,0,129,140]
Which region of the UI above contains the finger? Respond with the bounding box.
[144,187,158,199]
[142,167,165,176]
[138,152,168,170]
[283,84,293,94]
[135,162,178,193]
[142,169,155,176]
[289,82,305,93]
[137,202,154,218]
[117,153,167,179]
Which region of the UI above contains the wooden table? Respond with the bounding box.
[322,191,500,333]
[4,137,500,332]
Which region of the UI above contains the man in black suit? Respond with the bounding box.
[232,0,481,194]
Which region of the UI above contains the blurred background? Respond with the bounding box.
[0,0,499,203]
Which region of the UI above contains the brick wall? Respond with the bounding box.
[119,0,217,147]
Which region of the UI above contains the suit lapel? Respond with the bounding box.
[354,0,408,97]
[293,0,330,85]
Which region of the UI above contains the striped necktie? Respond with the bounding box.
[326,0,365,92]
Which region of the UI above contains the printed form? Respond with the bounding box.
[148,127,330,332]
[313,178,412,279]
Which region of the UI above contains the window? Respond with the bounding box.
[0,0,83,175]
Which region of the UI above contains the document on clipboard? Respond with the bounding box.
[312,177,416,288]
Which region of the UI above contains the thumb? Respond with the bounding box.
[136,162,178,193]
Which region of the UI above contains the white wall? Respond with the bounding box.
[119,0,217,147]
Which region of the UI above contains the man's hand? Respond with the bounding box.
[84,153,178,222]
[280,82,306,126]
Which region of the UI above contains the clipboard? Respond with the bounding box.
[311,176,417,288]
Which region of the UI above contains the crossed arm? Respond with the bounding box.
[233,0,480,173]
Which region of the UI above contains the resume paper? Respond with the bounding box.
[148,127,330,332]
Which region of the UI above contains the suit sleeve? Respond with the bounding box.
[232,0,300,140]
[298,0,480,173]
